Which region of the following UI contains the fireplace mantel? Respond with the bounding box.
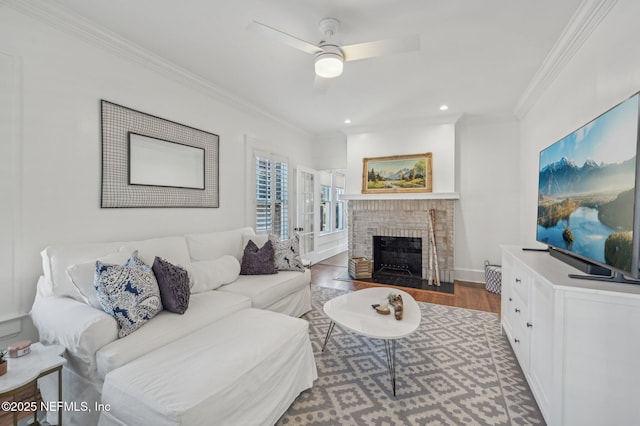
[341,192,459,201]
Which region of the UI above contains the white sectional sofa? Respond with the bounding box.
[30,227,316,426]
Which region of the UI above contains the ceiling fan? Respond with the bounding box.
[248,18,420,79]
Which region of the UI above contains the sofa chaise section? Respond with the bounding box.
[95,290,251,379]
[99,308,317,426]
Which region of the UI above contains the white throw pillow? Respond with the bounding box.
[187,255,241,293]
[41,241,123,301]
[186,227,255,263]
[67,251,131,309]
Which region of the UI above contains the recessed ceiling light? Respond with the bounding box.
[439,105,449,111]
[344,119,352,124]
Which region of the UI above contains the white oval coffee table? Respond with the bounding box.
[322,287,421,396]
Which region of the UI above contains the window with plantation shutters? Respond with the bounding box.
[255,153,289,240]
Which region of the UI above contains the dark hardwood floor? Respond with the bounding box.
[311,251,501,314]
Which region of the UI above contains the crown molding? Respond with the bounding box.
[3,0,311,137]
[457,112,518,127]
[342,113,463,136]
[514,0,618,119]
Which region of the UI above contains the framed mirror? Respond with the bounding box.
[128,133,205,190]
[101,100,219,208]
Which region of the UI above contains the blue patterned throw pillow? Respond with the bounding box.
[269,234,306,272]
[95,251,163,338]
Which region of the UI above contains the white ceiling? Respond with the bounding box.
[49,0,583,135]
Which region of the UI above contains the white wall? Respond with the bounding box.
[312,133,347,170]
[346,122,456,194]
[0,6,314,345]
[456,117,521,281]
[519,0,640,247]
[344,118,520,282]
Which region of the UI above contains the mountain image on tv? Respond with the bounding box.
[537,94,639,274]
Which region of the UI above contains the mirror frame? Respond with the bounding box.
[101,100,219,208]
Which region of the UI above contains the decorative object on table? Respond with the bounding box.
[0,349,6,376]
[484,261,502,294]
[362,152,432,194]
[371,301,390,315]
[349,257,372,279]
[427,208,441,286]
[101,100,220,208]
[7,340,31,358]
[388,293,404,320]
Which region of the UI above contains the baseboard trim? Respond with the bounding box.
[454,268,485,284]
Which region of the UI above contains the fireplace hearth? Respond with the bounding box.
[373,236,422,277]
[363,235,454,294]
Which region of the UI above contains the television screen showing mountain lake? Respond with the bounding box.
[537,206,616,263]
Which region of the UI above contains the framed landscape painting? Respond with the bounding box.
[362,153,432,194]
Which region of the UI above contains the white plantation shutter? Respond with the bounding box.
[255,156,272,233]
[255,153,289,240]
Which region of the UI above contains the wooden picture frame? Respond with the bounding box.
[362,153,432,194]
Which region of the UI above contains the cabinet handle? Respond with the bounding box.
[514,338,520,343]
[508,297,513,302]
[515,308,521,313]
[515,278,521,283]
[527,322,533,328]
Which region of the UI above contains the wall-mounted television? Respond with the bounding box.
[536,91,640,283]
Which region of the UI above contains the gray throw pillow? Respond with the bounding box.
[240,239,277,275]
[152,257,190,314]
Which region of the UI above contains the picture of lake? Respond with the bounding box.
[537,207,615,264]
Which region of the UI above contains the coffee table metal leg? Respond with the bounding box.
[322,321,336,352]
[384,339,397,396]
[58,366,63,426]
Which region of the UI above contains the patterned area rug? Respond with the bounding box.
[277,287,545,426]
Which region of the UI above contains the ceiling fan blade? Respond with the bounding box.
[247,21,322,55]
[342,34,420,62]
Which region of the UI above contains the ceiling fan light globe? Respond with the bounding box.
[315,53,344,78]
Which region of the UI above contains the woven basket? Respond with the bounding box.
[349,257,372,279]
[484,261,502,294]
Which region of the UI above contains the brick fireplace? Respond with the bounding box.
[347,198,455,283]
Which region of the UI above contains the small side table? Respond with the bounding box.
[0,343,66,425]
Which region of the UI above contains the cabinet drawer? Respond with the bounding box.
[501,291,515,332]
[510,290,529,327]
[510,321,530,369]
[512,269,530,303]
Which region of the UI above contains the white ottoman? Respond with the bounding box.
[98,308,317,426]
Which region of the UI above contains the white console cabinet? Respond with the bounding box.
[501,246,640,426]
